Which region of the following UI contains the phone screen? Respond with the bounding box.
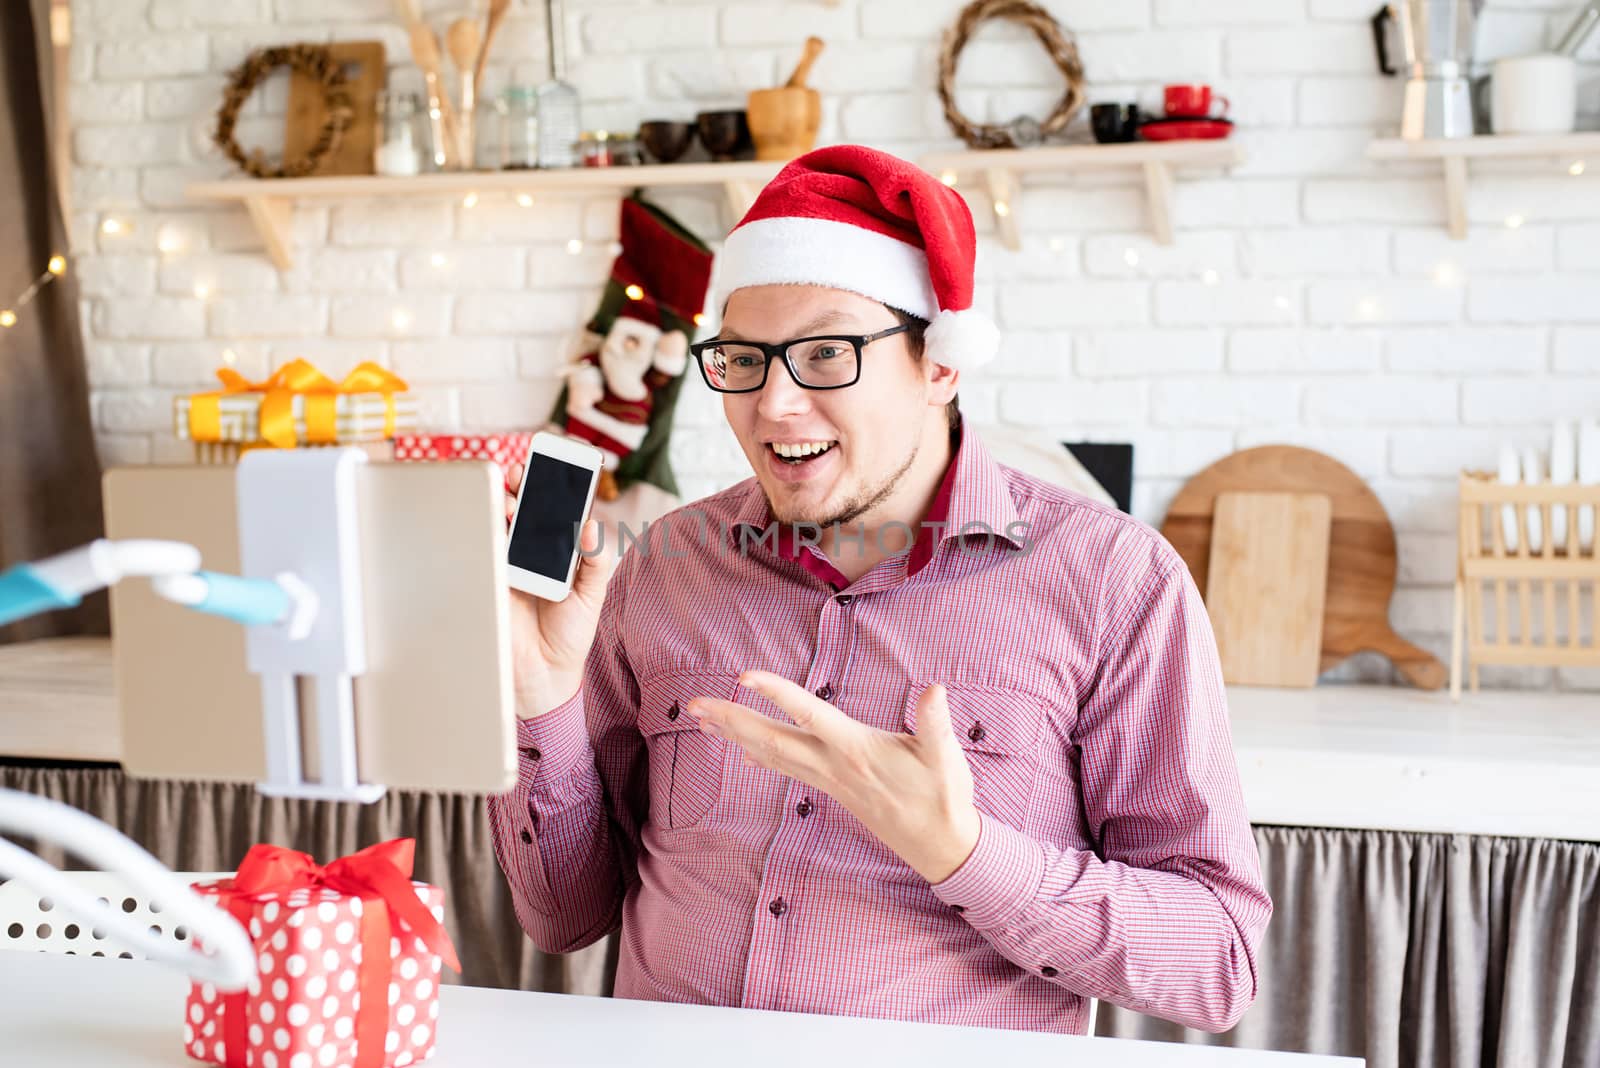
[509,453,594,581]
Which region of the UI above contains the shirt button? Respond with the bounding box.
[519,829,533,844]
[834,594,853,605]
[523,746,541,760]
[769,897,788,918]
[951,904,965,914]
[667,701,680,721]
[967,722,986,743]
[1040,965,1057,978]
[796,798,812,818]
[814,684,834,701]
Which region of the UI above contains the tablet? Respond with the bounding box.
[102,461,516,795]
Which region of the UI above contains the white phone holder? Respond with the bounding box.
[236,448,382,804]
[0,467,380,805]
[0,448,391,997]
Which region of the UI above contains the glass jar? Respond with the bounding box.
[536,0,581,169]
[577,130,613,167]
[374,91,423,177]
[473,94,501,171]
[499,86,539,170]
[609,132,643,166]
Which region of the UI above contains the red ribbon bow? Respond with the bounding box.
[207,839,460,1068]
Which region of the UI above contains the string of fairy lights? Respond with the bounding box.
[71,194,709,352]
[1,254,67,330]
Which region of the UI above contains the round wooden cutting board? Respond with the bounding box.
[1160,445,1446,689]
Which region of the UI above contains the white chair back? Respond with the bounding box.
[0,871,230,958]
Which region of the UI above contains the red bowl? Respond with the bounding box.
[1139,118,1233,141]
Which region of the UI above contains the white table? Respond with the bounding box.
[1230,683,1600,842]
[0,953,1359,1066]
[3,638,1596,842]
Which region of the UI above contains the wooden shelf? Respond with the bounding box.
[185,160,786,269]
[1367,131,1600,160]
[919,140,1247,249]
[1367,132,1600,240]
[187,142,1253,266]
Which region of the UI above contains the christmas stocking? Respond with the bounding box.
[552,195,715,503]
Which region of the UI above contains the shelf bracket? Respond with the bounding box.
[1442,156,1469,241]
[724,180,760,225]
[984,168,1021,251]
[243,195,295,270]
[1142,161,1176,246]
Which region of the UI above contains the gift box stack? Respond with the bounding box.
[392,431,535,472]
[185,839,459,1068]
[174,360,418,464]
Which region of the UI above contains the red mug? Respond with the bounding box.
[1163,84,1230,119]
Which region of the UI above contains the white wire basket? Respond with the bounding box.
[0,871,230,958]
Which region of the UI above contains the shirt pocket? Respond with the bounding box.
[903,682,1047,829]
[638,672,741,831]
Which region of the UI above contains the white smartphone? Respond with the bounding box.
[506,432,604,601]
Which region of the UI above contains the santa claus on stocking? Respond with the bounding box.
[555,196,714,505]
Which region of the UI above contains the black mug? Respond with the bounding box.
[1090,103,1142,144]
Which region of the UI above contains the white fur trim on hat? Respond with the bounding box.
[924,308,999,372]
[717,216,938,319]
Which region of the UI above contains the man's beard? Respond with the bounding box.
[769,438,919,530]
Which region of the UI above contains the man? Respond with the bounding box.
[488,145,1271,1035]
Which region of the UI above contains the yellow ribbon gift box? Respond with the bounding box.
[174,359,419,449]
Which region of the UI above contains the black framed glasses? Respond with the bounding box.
[690,325,910,394]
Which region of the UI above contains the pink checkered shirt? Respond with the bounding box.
[488,424,1271,1034]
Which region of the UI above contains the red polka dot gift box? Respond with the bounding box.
[186,839,460,1068]
[391,431,535,471]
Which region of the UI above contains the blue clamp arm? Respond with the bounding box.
[0,566,81,628]
[183,571,292,627]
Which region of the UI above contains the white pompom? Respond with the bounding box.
[924,308,1000,372]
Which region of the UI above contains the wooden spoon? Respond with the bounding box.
[785,36,825,89]
[473,0,512,95]
[446,17,482,165]
[446,18,481,81]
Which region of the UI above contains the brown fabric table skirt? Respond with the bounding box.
[0,763,616,996]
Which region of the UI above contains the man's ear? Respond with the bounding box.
[925,356,960,407]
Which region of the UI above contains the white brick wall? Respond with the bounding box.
[65,0,1600,687]
[1228,328,1382,373]
[1077,329,1224,377]
[1554,328,1600,371]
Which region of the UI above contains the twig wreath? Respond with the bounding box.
[936,0,1087,149]
[214,45,353,178]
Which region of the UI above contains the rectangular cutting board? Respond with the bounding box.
[1205,491,1332,688]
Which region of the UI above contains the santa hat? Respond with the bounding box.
[715,145,999,372]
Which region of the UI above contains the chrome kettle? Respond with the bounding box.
[1372,0,1484,139]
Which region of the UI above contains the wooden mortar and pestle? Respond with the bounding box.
[747,37,824,161]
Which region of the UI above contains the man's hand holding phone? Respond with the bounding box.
[503,450,616,720]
